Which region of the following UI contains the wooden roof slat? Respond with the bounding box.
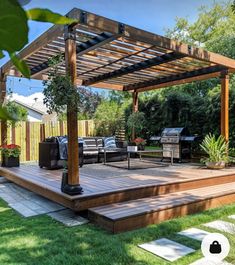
[83,52,186,86]
[77,44,153,78]
[1,7,235,91]
[31,31,119,76]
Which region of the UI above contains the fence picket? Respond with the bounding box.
[0,120,94,162]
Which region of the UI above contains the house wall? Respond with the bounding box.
[27,109,43,122]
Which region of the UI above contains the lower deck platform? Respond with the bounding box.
[1,162,235,232]
[1,162,235,210]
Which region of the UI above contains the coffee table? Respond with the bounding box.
[127,149,173,170]
[103,148,173,170]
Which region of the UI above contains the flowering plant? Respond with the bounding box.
[0,144,21,157]
[133,137,146,146]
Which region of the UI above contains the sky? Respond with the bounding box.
[0,0,217,100]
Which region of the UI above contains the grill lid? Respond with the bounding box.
[161,127,188,137]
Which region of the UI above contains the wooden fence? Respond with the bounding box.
[0,120,94,162]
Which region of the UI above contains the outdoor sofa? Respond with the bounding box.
[39,136,127,169]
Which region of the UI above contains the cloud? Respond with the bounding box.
[9,92,45,104]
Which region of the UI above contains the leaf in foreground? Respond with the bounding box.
[26,8,78,24]
[9,53,31,79]
[0,0,28,53]
[0,51,4,59]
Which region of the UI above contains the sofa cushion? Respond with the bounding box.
[104,136,117,148]
[83,138,97,148]
[83,150,99,155]
[96,138,103,147]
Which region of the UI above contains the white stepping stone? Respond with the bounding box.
[228,214,235,221]
[190,257,232,265]
[203,220,235,234]
[47,209,89,227]
[139,238,195,262]
[178,228,211,241]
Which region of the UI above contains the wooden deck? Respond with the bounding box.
[1,162,235,232]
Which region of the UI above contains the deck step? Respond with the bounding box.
[88,182,235,233]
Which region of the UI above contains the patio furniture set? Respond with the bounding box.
[39,136,173,170]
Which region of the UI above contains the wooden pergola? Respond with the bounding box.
[0,8,235,194]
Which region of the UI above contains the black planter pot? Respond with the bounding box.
[2,155,20,167]
[138,145,145,151]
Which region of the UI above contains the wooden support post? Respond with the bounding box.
[220,70,229,142]
[63,25,82,195]
[0,73,7,146]
[132,91,139,140]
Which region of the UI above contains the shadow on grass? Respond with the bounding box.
[1,199,235,265]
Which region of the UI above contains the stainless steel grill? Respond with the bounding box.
[159,127,197,162]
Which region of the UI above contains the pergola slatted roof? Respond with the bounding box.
[1,7,235,92]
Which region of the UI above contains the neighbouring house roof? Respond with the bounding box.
[1,8,235,93]
[13,99,46,115]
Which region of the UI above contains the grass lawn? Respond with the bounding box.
[1,199,235,265]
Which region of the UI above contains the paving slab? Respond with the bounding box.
[47,209,89,226]
[203,220,235,234]
[190,257,232,265]
[178,228,211,241]
[0,183,64,217]
[139,238,195,262]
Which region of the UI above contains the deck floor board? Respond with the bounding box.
[1,162,235,211]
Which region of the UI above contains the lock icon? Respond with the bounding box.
[209,240,222,254]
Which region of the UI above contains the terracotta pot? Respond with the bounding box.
[206,161,225,169]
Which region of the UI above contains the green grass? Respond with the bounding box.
[1,199,235,265]
[145,146,162,151]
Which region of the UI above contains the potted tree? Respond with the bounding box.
[200,134,229,169]
[0,144,21,167]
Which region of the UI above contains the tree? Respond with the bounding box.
[5,101,28,125]
[166,2,235,58]
[43,56,102,119]
[108,90,132,104]
[94,100,125,137]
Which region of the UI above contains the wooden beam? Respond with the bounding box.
[124,65,226,92]
[91,82,123,91]
[65,25,80,188]
[67,8,235,69]
[221,70,229,142]
[123,26,235,69]
[132,91,138,140]
[83,52,186,86]
[136,72,221,92]
[0,73,7,146]
[67,8,122,35]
